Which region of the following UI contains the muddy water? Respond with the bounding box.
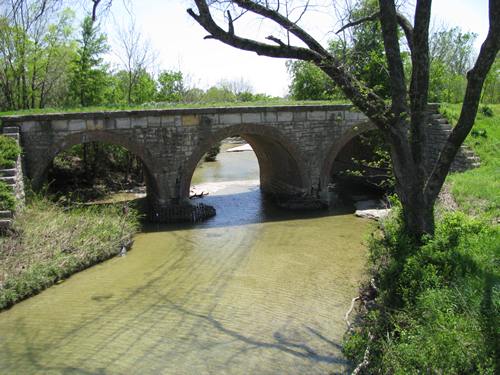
[0,145,370,374]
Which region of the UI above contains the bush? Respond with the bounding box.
[0,181,15,210]
[480,105,494,117]
[344,211,499,374]
[0,135,20,168]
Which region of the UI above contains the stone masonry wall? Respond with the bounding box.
[0,104,478,223]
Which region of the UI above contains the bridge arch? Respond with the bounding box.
[179,124,309,200]
[31,130,160,200]
[320,121,378,191]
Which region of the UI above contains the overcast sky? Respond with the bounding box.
[99,0,491,97]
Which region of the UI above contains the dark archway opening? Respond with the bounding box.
[330,129,393,204]
[46,142,148,204]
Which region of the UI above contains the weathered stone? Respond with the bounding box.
[132,117,148,128]
[68,120,86,131]
[19,121,38,132]
[116,118,131,129]
[182,115,200,126]
[242,113,261,123]
[0,104,475,224]
[86,119,104,131]
[307,111,326,121]
[219,113,241,124]
[277,112,293,122]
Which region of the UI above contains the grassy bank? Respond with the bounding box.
[0,197,139,310]
[343,105,499,373]
[441,103,499,222]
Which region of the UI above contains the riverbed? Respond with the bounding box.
[0,145,370,374]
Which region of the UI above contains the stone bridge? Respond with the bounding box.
[1,104,474,221]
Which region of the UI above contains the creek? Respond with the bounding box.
[0,144,370,374]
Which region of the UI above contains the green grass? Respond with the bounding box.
[0,197,139,310]
[343,209,499,374]
[440,103,499,222]
[0,99,351,117]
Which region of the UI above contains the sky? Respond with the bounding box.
[97,0,491,97]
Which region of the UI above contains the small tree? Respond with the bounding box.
[188,0,500,240]
[157,70,185,102]
[68,15,108,107]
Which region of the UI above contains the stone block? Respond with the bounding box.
[242,112,262,123]
[345,111,360,121]
[20,121,38,132]
[68,119,86,131]
[148,116,161,126]
[161,115,179,126]
[219,113,241,124]
[132,117,148,128]
[182,115,200,126]
[86,119,104,131]
[327,111,343,121]
[116,118,131,129]
[264,112,277,123]
[277,112,293,122]
[293,112,307,121]
[307,111,326,121]
[104,118,116,129]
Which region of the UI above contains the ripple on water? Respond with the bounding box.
[0,148,370,374]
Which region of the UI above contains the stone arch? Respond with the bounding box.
[179,124,309,200]
[319,121,377,191]
[32,130,160,200]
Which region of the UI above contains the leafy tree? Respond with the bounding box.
[287,60,337,100]
[428,26,477,102]
[157,70,184,102]
[68,15,108,106]
[0,1,76,110]
[188,0,500,239]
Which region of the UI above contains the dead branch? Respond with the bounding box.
[345,296,360,331]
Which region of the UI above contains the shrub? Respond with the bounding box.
[0,135,20,168]
[344,212,499,374]
[0,181,15,210]
[480,105,494,117]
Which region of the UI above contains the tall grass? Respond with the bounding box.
[0,197,139,310]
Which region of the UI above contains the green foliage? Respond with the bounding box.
[157,70,184,102]
[68,16,109,107]
[287,60,338,100]
[428,27,477,103]
[481,54,499,103]
[0,181,15,211]
[0,8,77,111]
[287,0,391,100]
[0,197,139,309]
[0,135,20,168]
[345,211,499,374]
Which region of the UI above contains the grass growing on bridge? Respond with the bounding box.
[0,197,139,310]
[0,99,350,118]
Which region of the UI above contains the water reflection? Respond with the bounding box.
[0,144,370,374]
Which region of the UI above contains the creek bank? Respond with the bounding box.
[0,198,139,311]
